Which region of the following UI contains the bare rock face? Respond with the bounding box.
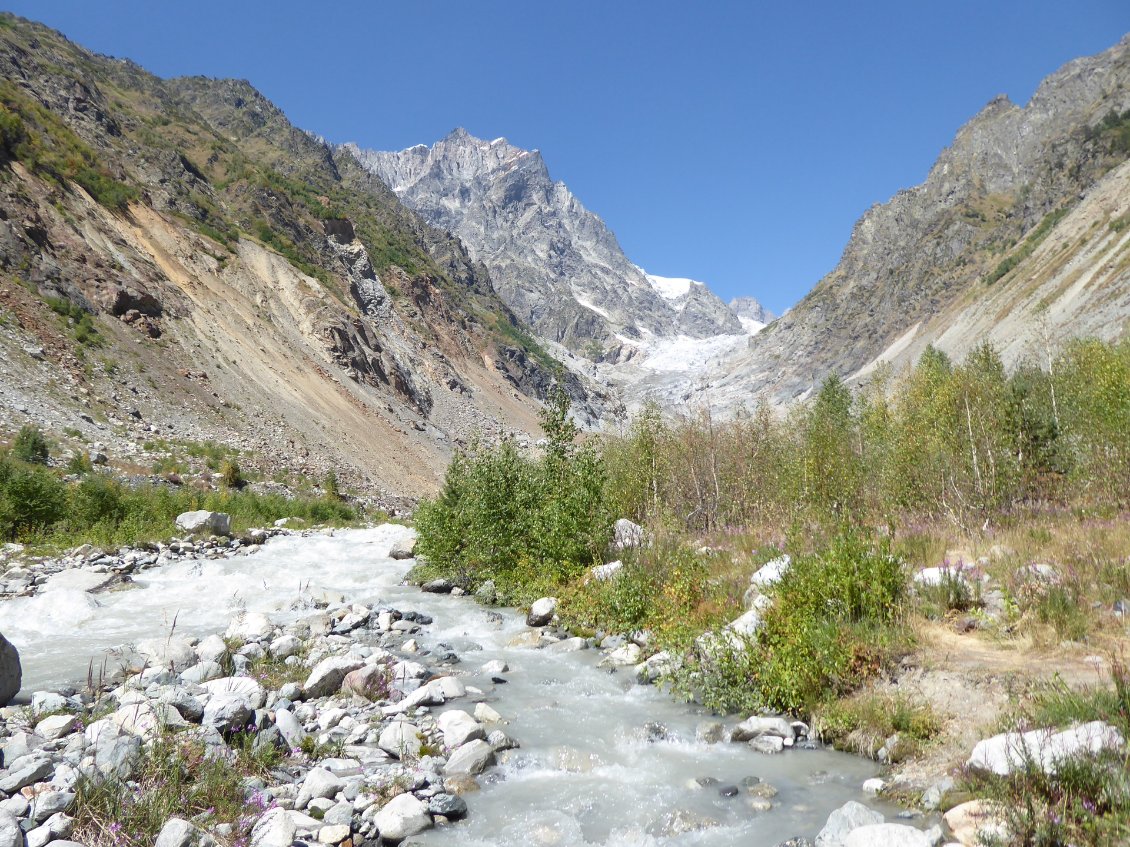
[0,633,20,706]
[347,131,743,353]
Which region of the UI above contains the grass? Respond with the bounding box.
[961,660,1130,845]
[73,730,281,847]
[814,692,942,759]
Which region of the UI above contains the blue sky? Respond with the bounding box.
[7,2,1128,313]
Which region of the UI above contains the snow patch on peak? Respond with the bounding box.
[645,273,700,301]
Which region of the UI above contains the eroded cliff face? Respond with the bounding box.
[712,35,1130,406]
[0,15,603,501]
[347,130,744,354]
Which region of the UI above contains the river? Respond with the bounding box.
[0,526,896,846]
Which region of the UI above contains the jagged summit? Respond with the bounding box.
[345,130,743,353]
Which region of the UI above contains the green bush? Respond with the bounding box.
[414,382,613,602]
[679,533,909,715]
[12,424,50,464]
[220,460,245,490]
[0,457,68,538]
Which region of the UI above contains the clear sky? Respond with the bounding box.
[6,2,1128,313]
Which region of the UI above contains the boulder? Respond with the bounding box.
[225,612,273,642]
[341,664,391,700]
[750,554,791,588]
[943,800,1009,846]
[842,824,932,847]
[202,694,253,734]
[136,636,199,672]
[155,817,217,847]
[731,716,796,742]
[250,808,296,847]
[378,721,423,760]
[201,676,266,708]
[371,793,432,842]
[967,721,1125,776]
[815,801,884,847]
[388,536,417,560]
[0,634,20,706]
[274,709,307,748]
[302,656,366,699]
[526,597,558,627]
[612,518,646,550]
[444,739,496,775]
[0,812,22,847]
[437,710,485,748]
[35,714,78,741]
[295,768,345,811]
[602,643,642,666]
[175,510,231,537]
[591,560,624,581]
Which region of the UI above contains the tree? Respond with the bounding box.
[12,425,49,465]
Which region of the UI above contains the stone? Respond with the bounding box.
[34,714,78,741]
[225,612,274,642]
[0,757,53,793]
[136,636,199,671]
[0,634,20,706]
[155,817,218,847]
[93,729,141,778]
[591,560,624,581]
[317,824,350,844]
[815,801,885,847]
[437,710,485,748]
[526,597,558,627]
[696,721,726,744]
[175,510,231,536]
[544,636,586,653]
[612,518,646,550]
[920,776,955,811]
[295,768,345,810]
[269,634,302,659]
[372,793,432,842]
[428,793,468,819]
[202,694,253,734]
[474,703,503,723]
[750,554,791,588]
[943,801,1009,846]
[732,716,796,742]
[196,634,230,663]
[474,580,497,605]
[203,675,266,706]
[0,813,21,847]
[602,643,642,666]
[303,656,366,699]
[486,729,519,751]
[274,709,307,748]
[842,824,932,847]
[378,722,423,760]
[180,661,224,684]
[749,735,785,754]
[646,809,718,837]
[251,807,296,847]
[967,721,1125,776]
[388,535,417,560]
[480,659,508,675]
[862,778,885,795]
[31,691,68,715]
[634,650,678,684]
[421,579,453,594]
[26,813,73,847]
[444,739,496,775]
[341,664,391,700]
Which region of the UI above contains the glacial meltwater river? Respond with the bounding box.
[0,526,900,846]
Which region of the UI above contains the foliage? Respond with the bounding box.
[220,459,245,490]
[675,532,909,715]
[0,450,358,545]
[73,731,280,847]
[45,295,103,347]
[984,206,1070,285]
[815,693,942,757]
[12,424,50,464]
[414,381,613,603]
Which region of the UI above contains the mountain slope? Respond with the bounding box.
[713,34,1130,406]
[0,14,599,501]
[347,130,744,355]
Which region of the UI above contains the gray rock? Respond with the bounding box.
[421,579,453,594]
[967,721,1126,776]
[696,721,726,744]
[224,612,273,643]
[155,817,217,847]
[0,634,20,706]
[295,768,345,810]
[25,812,72,847]
[428,793,467,819]
[30,792,74,824]
[250,808,296,847]
[0,757,53,793]
[474,580,497,605]
[268,635,302,659]
[180,661,224,685]
[30,692,67,715]
[0,812,22,847]
[842,823,932,847]
[136,636,198,671]
[94,731,141,778]
[274,709,308,748]
[322,801,354,827]
[816,801,885,847]
[34,714,77,741]
[175,510,231,537]
[378,721,422,760]
[201,695,252,734]
[302,656,366,699]
[920,776,955,811]
[444,739,495,775]
[613,518,646,550]
[526,596,557,627]
[371,793,432,841]
[436,710,485,749]
[388,536,417,560]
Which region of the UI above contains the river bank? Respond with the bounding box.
[0,524,963,847]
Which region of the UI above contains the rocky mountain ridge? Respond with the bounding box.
[0,14,606,501]
[346,130,747,356]
[708,34,1130,407]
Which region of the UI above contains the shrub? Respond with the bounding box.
[676,532,910,715]
[0,458,68,538]
[12,424,50,464]
[220,460,245,490]
[414,382,612,600]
